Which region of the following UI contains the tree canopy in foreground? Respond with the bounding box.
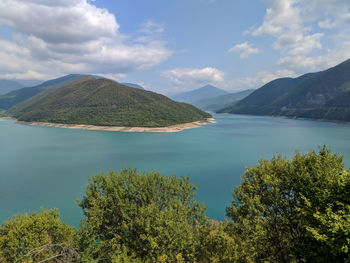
[227,146,350,262]
[1,147,350,262]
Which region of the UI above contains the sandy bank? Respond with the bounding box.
[16,118,216,133]
[0,117,16,121]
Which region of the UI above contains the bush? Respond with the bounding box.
[0,208,78,262]
[226,146,350,262]
[78,168,207,262]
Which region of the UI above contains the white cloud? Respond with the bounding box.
[248,0,350,75]
[0,0,118,44]
[0,0,172,80]
[138,20,164,34]
[228,42,260,59]
[223,69,297,91]
[162,67,225,86]
[318,19,336,29]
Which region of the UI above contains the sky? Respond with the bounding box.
[0,0,350,95]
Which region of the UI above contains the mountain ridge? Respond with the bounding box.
[0,80,24,95]
[218,59,350,122]
[171,85,229,104]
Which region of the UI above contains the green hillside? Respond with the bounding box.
[9,78,211,127]
[0,74,85,110]
[218,59,350,122]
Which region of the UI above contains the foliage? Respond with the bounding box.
[195,220,237,262]
[226,146,350,262]
[77,168,207,262]
[0,208,78,263]
[8,78,211,127]
[2,147,350,262]
[0,109,7,117]
[0,74,83,110]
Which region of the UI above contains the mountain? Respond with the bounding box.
[195,89,255,111]
[218,59,350,122]
[0,80,24,95]
[9,77,211,127]
[121,82,145,90]
[0,74,85,110]
[15,79,43,87]
[171,85,229,104]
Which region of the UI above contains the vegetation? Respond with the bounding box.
[226,146,350,262]
[218,58,350,122]
[0,109,7,117]
[78,169,207,262]
[0,209,77,262]
[0,74,85,110]
[9,78,211,127]
[1,147,350,262]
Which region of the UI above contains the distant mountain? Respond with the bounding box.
[0,74,86,110]
[196,89,255,111]
[121,83,145,90]
[0,80,24,95]
[9,78,211,127]
[218,58,350,122]
[15,79,43,87]
[172,85,229,105]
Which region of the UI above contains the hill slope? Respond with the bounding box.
[0,80,24,95]
[218,59,350,122]
[9,78,211,127]
[172,85,228,104]
[0,74,86,110]
[121,83,145,90]
[196,89,254,111]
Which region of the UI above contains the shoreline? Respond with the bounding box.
[221,112,350,126]
[0,117,16,121]
[15,118,216,133]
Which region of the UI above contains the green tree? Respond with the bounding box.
[78,168,207,262]
[0,208,78,263]
[195,220,237,263]
[226,146,350,262]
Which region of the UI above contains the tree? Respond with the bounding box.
[195,220,237,263]
[0,208,78,263]
[226,146,350,262]
[78,168,207,262]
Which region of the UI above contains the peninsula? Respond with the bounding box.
[7,76,212,131]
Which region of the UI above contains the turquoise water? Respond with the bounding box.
[1,114,350,227]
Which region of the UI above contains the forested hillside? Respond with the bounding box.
[9,78,211,127]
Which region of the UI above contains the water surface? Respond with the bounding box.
[1,114,350,226]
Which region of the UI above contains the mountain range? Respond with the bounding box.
[171,85,228,104]
[0,80,24,95]
[195,89,255,111]
[0,74,85,110]
[171,84,254,111]
[218,58,350,122]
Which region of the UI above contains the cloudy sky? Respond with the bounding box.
[0,0,350,94]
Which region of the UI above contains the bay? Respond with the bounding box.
[1,114,350,227]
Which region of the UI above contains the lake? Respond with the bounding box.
[1,114,350,227]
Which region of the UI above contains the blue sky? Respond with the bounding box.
[0,0,350,95]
